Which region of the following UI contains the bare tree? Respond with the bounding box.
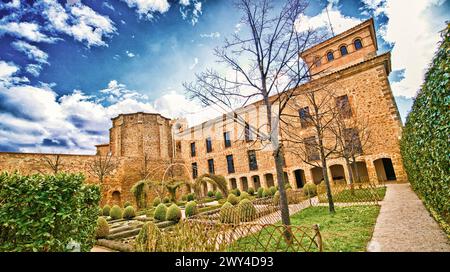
[89,152,117,185]
[39,154,63,175]
[184,0,321,228]
[282,86,338,213]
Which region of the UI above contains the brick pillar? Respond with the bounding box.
[238,178,244,191]
[365,158,379,184]
[261,174,268,188]
[287,171,296,188]
[304,167,313,184]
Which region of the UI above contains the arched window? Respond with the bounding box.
[313,56,321,67]
[326,51,334,61]
[354,39,363,50]
[340,45,348,56]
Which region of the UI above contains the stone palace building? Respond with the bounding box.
[0,18,407,205]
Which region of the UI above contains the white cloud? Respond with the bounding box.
[179,0,190,6]
[189,57,199,70]
[0,60,28,84]
[25,64,43,77]
[121,0,170,19]
[12,41,49,64]
[368,0,447,98]
[200,32,220,39]
[0,22,57,43]
[126,50,136,57]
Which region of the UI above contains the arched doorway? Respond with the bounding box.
[112,191,121,206]
[310,167,323,184]
[230,178,237,189]
[374,158,397,182]
[240,177,249,192]
[293,169,306,188]
[351,161,370,183]
[264,173,274,188]
[330,164,346,183]
[251,175,261,190]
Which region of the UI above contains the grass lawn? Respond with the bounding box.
[230,205,380,252]
[319,187,386,203]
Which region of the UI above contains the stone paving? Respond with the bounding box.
[367,183,450,252]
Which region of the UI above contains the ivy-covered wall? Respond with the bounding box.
[400,24,450,225]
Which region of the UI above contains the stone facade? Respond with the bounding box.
[0,18,407,204]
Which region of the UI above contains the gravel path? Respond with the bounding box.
[367,183,450,252]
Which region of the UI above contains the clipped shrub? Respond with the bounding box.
[239,191,250,201]
[215,191,223,200]
[233,188,241,196]
[135,222,163,252]
[95,217,109,239]
[122,206,136,220]
[207,191,214,197]
[163,196,170,203]
[187,193,195,201]
[262,188,271,197]
[124,201,132,208]
[154,203,167,221]
[257,187,264,198]
[248,187,255,195]
[102,205,111,216]
[400,26,450,226]
[153,197,161,207]
[269,186,277,196]
[273,191,280,206]
[238,199,257,222]
[219,202,239,224]
[185,201,198,218]
[98,207,103,216]
[285,184,292,190]
[110,205,122,220]
[166,204,182,222]
[303,182,317,197]
[227,193,239,205]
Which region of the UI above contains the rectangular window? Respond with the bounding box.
[226,155,235,174]
[190,142,196,157]
[191,162,198,179]
[344,128,363,155]
[299,107,312,128]
[245,123,253,142]
[248,150,258,171]
[305,136,320,161]
[224,131,231,148]
[206,137,212,153]
[336,95,352,118]
[207,159,215,175]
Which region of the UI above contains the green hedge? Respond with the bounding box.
[400,24,450,225]
[0,172,100,252]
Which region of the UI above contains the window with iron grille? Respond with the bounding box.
[226,155,235,174]
[245,123,253,142]
[305,136,320,161]
[224,131,231,147]
[192,162,198,179]
[190,142,196,157]
[207,159,215,174]
[248,150,258,171]
[205,137,212,153]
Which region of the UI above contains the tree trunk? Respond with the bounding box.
[352,155,360,183]
[273,146,292,242]
[319,146,335,213]
[345,158,355,195]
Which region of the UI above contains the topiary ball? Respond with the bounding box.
[303,182,317,197]
[163,196,170,203]
[262,188,271,197]
[98,207,103,216]
[269,186,277,196]
[238,199,257,222]
[219,202,239,224]
[248,187,255,195]
[153,197,161,207]
[207,191,214,197]
[273,191,280,206]
[227,193,239,205]
[187,193,195,201]
[215,191,223,200]
[185,201,198,217]
[102,205,111,216]
[123,206,136,220]
[284,183,292,190]
[110,205,122,220]
[95,217,109,238]
[166,204,182,222]
[124,201,132,208]
[257,187,264,198]
[239,191,250,201]
[154,203,167,221]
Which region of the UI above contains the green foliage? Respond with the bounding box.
[153,197,161,207]
[257,187,264,198]
[110,205,122,220]
[273,191,280,206]
[194,174,229,197]
[95,217,109,239]
[154,203,167,221]
[219,202,239,224]
[185,201,198,217]
[181,195,187,201]
[262,188,271,197]
[215,191,223,200]
[285,183,292,190]
[207,191,214,197]
[269,186,277,196]
[187,193,195,201]
[163,196,170,203]
[166,204,182,222]
[135,222,163,252]
[102,205,111,216]
[303,182,317,197]
[400,25,450,225]
[230,188,241,196]
[122,206,136,220]
[248,187,255,195]
[227,193,239,205]
[131,180,149,209]
[238,199,257,222]
[124,201,132,208]
[239,191,250,201]
[0,172,100,252]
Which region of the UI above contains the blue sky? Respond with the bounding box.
[0,0,448,154]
